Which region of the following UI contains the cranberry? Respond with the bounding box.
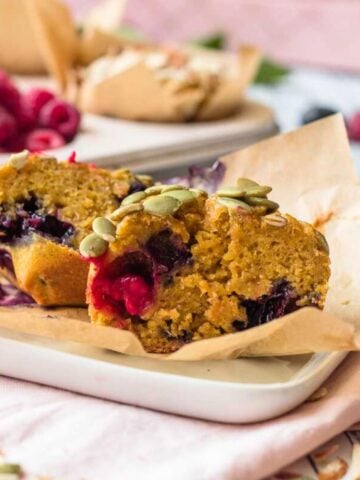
[24,88,55,117]
[0,108,17,144]
[347,112,360,142]
[25,128,65,152]
[39,99,80,141]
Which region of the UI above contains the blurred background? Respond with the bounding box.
[63,0,360,170]
[66,0,360,71]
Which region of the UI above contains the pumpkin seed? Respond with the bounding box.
[9,150,29,170]
[190,188,208,197]
[109,203,143,221]
[217,197,252,211]
[145,185,165,195]
[136,174,153,185]
[315,230,330,254]
[161,184,187,192]
[236,178,259,189]
[143,195,181,216]
[243,185,272,198]
[216,186,246,198]
[92,217,116,242]
[121,191,146,206]
[80,233,108,258]
[0,464,21,474]
[164,189,196,203]
[245,197,279,211]
[263,212,288,227]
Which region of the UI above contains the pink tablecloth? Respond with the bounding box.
[1,353,360,480]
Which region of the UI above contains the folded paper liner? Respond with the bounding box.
[0,114,359,360]
[74,46,261,122]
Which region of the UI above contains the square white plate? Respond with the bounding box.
[0,327,346,423]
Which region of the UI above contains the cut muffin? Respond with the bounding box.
[84,180,330,353]
[76,44,260,122]
[0,150,152,305]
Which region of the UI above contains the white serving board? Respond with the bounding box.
[0,328,346,423]
[0,100,277,173]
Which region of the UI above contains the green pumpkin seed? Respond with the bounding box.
[236,178,259,189]
[217,197,252,211]
[79,233,108,258]
[243,185,272,198]
[136,174,153,185]
[0,464,21,474]
[109,203,143,221]
[315,230,330,254]
[161,184,187,192]
[121,191,146,206]
[263,212,288,227]
[9,150,29,170]
[92,217,116,242]
[190,188,208,197]
[143,195,181,216]
[216,186,246,198]
[145,185,165,195]
[245,197,279,211]
[163,189,196,204]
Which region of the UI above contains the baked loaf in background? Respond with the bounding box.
[84,180,330,353]
[75,44,261,122]
[0,151,152,305]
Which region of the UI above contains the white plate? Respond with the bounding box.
[0,328,346,423]
[0,100,277,173]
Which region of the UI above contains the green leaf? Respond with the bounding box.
[254,57,290,84]
[116,25,146,42]
[191,32,226,50]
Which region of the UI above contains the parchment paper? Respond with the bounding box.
[0,114,359,360]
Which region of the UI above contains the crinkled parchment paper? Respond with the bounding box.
[0,115,359,360]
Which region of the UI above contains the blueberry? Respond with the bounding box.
[301,106,338,125]
[0,196,75,245]
[146,229,191,272]
[241,280,300,329]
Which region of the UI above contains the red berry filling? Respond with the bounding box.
[91,251,155,320]
[90,230,192,324]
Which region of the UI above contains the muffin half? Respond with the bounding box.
[0,151,152,305]
[84,180,330,353]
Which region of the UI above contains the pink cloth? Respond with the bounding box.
[64,0,360,71]
[1,353,360,480]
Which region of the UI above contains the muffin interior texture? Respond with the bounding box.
[88,196,330,353]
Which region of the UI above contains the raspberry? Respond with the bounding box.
[16,98,37,132]
[39,99,81,141]
[24,88,55,117]
[0,70,21,116]
[0,108,17,144]
[347,112,360,142]
[3,133,26,153]
[25,128,65,152]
